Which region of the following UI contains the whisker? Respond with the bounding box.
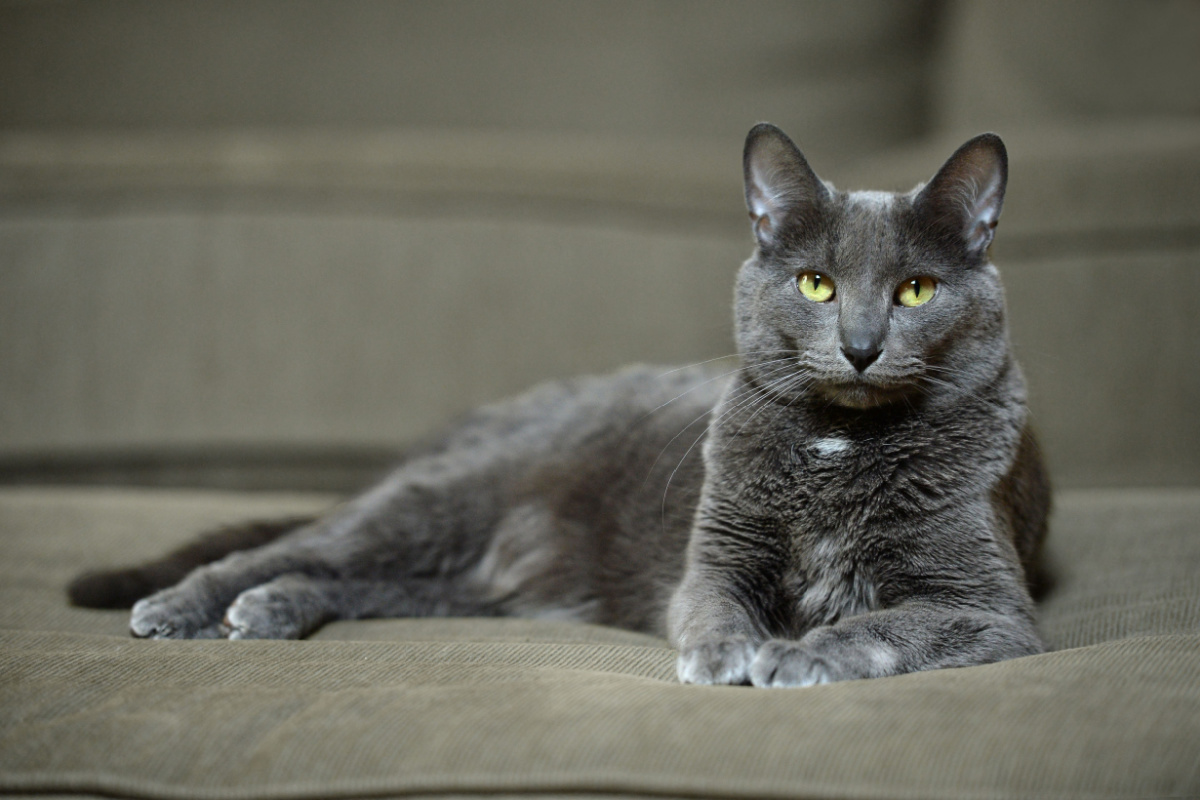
[658,359,805,528]
[642,359,801,484]
[731,372,815,438]
[639,355,801,423]
[919,368,1007,412]
[713,363,805,424]
[652,349,799,379]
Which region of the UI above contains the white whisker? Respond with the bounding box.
[658,358,807,528]
[652,349,798,379]
[639,354,801,423]
[642,358,802,484]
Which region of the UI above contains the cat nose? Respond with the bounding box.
[841,341,882,372]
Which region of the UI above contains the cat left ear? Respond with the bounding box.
[914,133,1008,259]
[743,123,830,248]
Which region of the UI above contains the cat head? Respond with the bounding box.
[736,122,1012,410]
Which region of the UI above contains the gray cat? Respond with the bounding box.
[69,123,1050,687]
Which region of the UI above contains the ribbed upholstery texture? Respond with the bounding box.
[2,486,1198,799]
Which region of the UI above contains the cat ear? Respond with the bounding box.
[743,123,829,247]
[914,133,1008,259]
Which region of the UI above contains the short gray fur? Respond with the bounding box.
[72,123,1050,687]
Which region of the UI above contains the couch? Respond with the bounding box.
[2,2,1199,798]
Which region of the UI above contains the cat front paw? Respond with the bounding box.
[676,637,757,685]
[748,639,835,687]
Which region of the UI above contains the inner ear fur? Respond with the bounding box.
[914,133,1008,259]
[743,123,829,247]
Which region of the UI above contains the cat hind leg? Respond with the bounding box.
[222,575,497,639]
[69,515,317,609]
[128,532,338,639]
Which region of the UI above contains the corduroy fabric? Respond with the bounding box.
[2,486,1199,799]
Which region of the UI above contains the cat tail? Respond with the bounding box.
[67,515,318,609]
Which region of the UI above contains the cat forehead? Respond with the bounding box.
[783,186,926,270]
[830,187,918,233]
[841,185,926,210]
[845,190,899,210]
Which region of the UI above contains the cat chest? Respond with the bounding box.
[740,429,938,630]
[784,430,933,521]
[780,438,893,630]
[786,540,881,631]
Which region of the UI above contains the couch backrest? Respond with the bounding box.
[0,132,748,457]
[2,1,1197,491]
[0,0,940,165]
[0,0,942,482]
[933,0,1200,139]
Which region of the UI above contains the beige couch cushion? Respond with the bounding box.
[1,485,1198,798]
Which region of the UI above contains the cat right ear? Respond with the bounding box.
[743,123,829,248]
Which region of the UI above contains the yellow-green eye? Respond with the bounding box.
[896,276,938,307]
[797,271,835,302]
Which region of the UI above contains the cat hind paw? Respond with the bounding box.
[222,577,321,639]
[130,592,224,639]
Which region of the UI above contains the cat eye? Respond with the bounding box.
[895,276,938,307]
[797,271,836,303]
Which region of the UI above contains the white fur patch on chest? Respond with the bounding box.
[810,437,852,457]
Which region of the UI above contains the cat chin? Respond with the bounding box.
[818,382,914,410]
